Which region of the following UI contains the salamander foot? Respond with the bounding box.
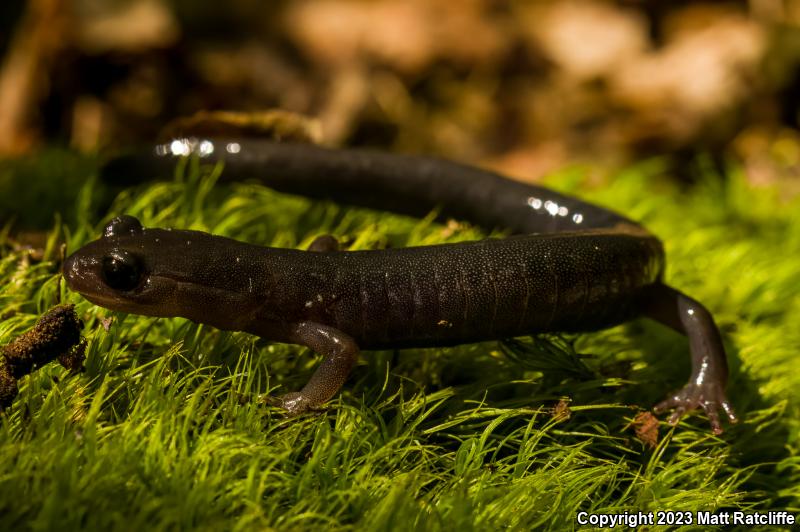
[264,392,326,416]
[642,284,738,434]
[654,381,738,435]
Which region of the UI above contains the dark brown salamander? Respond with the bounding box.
[63,139,737,432]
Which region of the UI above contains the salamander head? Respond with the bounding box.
[64,215,178,316]
[62,215,261,323]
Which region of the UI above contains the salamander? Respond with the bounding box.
[62,138,737,432]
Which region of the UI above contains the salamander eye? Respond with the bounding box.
[101,251,143,291]
[104,215,143,238]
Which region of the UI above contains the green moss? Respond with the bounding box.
[0,154,797,530]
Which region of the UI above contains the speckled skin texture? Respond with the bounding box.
[66,228,663,346]
[64,140,736,431]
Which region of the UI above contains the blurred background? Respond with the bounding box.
[3,0,800,189]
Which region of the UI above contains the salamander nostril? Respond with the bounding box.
[62,254,79,285]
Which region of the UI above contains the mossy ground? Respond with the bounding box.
[0,155,798,530]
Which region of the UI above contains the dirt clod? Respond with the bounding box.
[0,304,85,409]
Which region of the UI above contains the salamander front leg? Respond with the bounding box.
[642,284,738,434]
[277,321,359,415]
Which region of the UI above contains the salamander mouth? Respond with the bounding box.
[78,290,123,307]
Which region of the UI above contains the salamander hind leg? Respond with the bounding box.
[642,284,738,434]
[274,321,359,415]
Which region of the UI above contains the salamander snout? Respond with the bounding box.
[62,251,97,292]
[63,215,147,296]
[63,248,146,294]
